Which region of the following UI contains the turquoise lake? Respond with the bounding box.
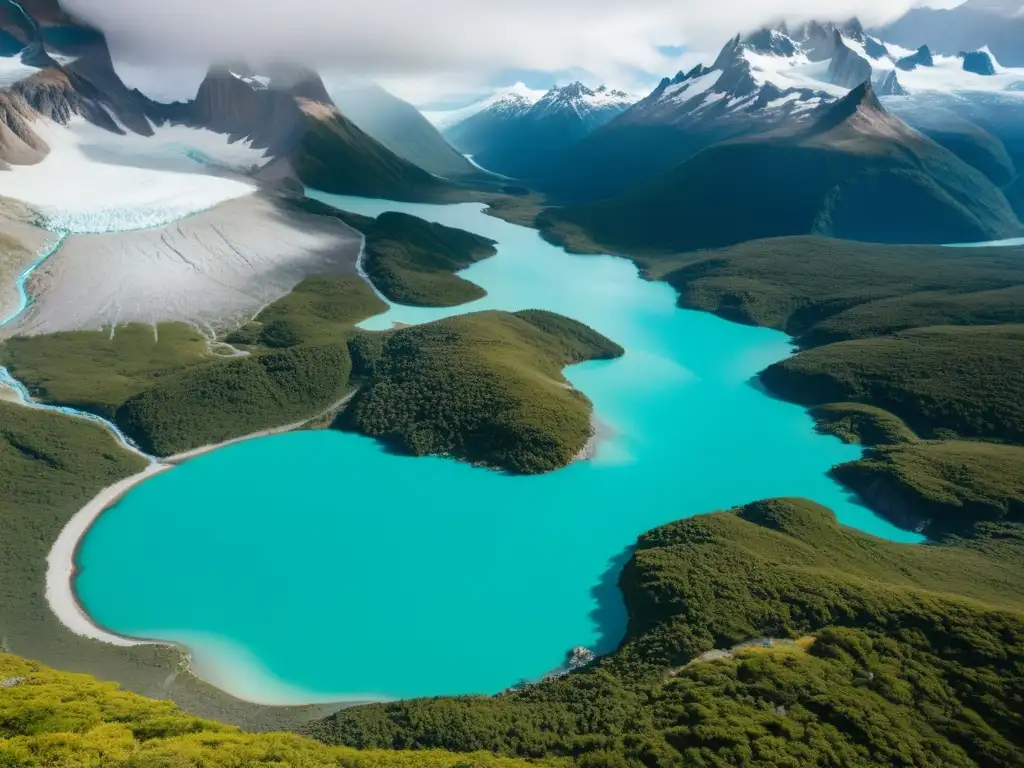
[75,192,924,704]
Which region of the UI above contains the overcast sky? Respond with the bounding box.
[62,0,962,105]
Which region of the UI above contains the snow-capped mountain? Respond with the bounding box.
[620,18,1024,134]
[423,82,545,130]
[441,81,635,179]
[0,1,450,209]
[542,18,1024,203]
[544,80,1023,252]
[527,82,633,126]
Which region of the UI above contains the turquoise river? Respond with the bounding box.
[74,191,925,704]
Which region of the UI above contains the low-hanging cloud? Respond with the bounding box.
[62,0,956,100]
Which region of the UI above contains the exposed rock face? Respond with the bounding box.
[0,0,159,166]
[875,69,908,96]
[566,646,595,671]
[959,49,997,75]
[1,0,447,201]
[827,30,873,88]
[896,45,935,70]
[799,20,841,61]
[181,65,315,156]
[742,27,797,57]
[0,88,48,165]
[863,35,890,59]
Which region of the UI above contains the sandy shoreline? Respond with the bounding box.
[42,388,362,699]
[45,463,171,647]
[572,414,614,464]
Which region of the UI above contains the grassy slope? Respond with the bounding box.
[0,323,211,418]
[0,401,345,730]
[342,310,624,474]
[344,210,497,307]
[808,403,918,446]
[227,275,389,348]
[115,343,354,455]
[293,109,454,203]
[0,653,552,768]
[3,271,620,469]
[0,278,388,457]
[307,499,1024,766]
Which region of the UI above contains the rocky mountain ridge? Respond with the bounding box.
[0,1,454,201]
[441,80,634,178]
[543,81,1024,251]
[538,16,1024,203]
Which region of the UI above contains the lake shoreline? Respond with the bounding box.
[45,457,385,707]
[42,390,366,704]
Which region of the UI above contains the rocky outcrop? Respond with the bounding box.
[863,36,890,60]
[0,88,48,166]
[875,70,908,96]
[827,30,873,88]
[183,65,313,155]
[959,49,997,75]
[0,0,160,166]
[832,469,931,534]
[896,45,935,71]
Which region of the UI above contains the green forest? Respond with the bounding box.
[345,210,497,307]
[342,310,623,473]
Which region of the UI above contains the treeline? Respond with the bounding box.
[832,440,1024,537]
[0,276,389,458]
[760,325,1024,445]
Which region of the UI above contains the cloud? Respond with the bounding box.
[63,0,957,103]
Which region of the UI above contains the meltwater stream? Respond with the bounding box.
[0,231,152,458]
[69,191,930,705]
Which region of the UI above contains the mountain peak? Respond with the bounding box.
[959,49,997,75]
[712,34,745,70]
[896,45,934,71]
[827,29,872,88]
[548,81,592,98]
[840,79,883,112]
[839,17,865,38]
[875,69,908,96]
[811,78,884,132]
[742,27,797,56]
